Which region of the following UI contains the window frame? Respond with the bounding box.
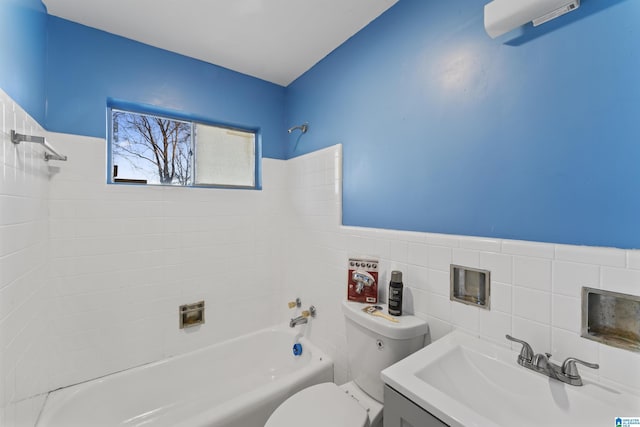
[106,102,262,190]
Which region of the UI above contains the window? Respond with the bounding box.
[110,108,257,188]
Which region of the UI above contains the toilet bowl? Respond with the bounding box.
[265,301,429,427]
[265,381,380,427]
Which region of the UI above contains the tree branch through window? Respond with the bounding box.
[113,111,192,185]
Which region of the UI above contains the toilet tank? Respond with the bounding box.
[341,301,429,402]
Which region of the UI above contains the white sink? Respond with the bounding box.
[381,330,640,427]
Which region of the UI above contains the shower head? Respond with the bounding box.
[287,123,308,134]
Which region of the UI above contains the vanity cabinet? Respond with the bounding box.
[383,385,449,427]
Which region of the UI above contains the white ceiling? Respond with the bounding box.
[42,0,398,86]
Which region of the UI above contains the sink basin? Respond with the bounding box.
[381,330,640,427]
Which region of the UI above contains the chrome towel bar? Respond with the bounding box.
[11,130,67,161]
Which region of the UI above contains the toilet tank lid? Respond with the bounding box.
[341,301,428,340]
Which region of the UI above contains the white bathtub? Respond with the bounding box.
[36,326,333,427]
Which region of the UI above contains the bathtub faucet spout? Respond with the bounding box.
[289,315,308,328]
[289,306,316,328]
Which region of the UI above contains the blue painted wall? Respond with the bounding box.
[285,0,640,249]
[45,17,287,159]
[0,0,47,125]
[3,0,639,248]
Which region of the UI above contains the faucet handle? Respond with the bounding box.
[505,335,535,364]
[288,298,301,309]
[562,357,599,379]
[301,306,316,318]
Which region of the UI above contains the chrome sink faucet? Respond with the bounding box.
[505,335,599,386]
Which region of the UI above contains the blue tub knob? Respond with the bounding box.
[292,343,303,356]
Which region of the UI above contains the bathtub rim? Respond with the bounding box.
[36,323,333,427]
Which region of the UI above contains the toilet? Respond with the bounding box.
[265,300,429,427]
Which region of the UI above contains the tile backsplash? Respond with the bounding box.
[1,89,639,426]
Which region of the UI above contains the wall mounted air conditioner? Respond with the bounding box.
[484,0,580,39]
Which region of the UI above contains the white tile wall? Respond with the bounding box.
[0,89,51,427]
[44,132,289,393]
[285,144,640,394]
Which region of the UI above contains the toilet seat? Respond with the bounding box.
[265,383,369,427]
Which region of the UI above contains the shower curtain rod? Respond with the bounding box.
[11,130,67,161]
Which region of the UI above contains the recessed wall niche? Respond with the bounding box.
[582,287,640,352]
